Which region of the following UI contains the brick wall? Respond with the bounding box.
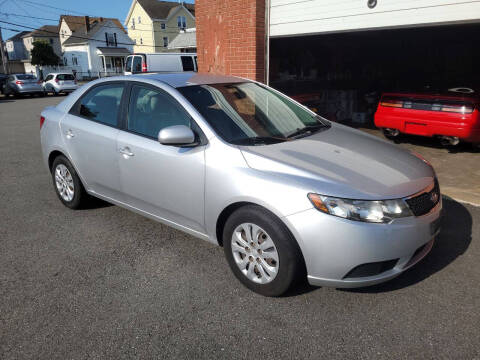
[196,0,266,82]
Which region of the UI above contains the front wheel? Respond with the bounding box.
[223,205,304,296]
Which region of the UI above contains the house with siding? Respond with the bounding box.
[21,25,62,76]
[22,25,61,60]
[5,31,29,60]
[125,0,195,53]
[59,16,134,78]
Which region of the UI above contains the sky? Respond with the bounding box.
[0,0,194,41]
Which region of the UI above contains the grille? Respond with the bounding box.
[405,180,440,216]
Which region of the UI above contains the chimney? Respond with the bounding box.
[84,16,90,34]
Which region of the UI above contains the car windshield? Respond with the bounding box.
[178,82,329,145]
[16,74,36,80]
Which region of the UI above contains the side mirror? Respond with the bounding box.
[158,125,196,146]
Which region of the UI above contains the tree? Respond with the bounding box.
[30,41,60,66]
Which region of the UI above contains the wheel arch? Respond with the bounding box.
[48,150,65,170]
[47,149,89,191]
[216,201,308,280]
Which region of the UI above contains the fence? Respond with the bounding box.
[72,71,124,81]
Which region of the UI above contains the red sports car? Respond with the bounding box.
[374,88,480,147]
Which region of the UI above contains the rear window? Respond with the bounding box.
[132,56,142,73]
[57,74,75,81]
[125,56,132,72]
[17,74,36,80]
[181,56,194,71]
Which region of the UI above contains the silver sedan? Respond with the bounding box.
[3,73,44,97]
[40,73,442,296]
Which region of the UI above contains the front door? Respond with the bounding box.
[60,82,125,199]
[117,83,206,233]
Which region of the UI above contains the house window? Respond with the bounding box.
[163,37,168,48]
[140,38,143,45]
[63,57,68,65]
[72,55,78,66]
[49,38,53,44]
[138,16,141,24]
[105,32,116,46]
[177,16,186,29]
[131,18,135,29]
[161,23,165,30]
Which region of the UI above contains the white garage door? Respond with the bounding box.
[270,0,480,37]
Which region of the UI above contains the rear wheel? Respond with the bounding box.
[223,205,304,296]
[51,155,87,209]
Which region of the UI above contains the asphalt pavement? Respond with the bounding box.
[0,94,479,359]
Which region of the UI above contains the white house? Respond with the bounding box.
[60,16,134,79]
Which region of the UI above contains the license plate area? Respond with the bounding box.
[405,122,428,136]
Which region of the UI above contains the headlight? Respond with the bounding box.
[307,193,413,223]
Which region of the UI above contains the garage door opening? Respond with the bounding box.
[269,23,480,126]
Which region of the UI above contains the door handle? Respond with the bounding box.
[119,147,134,157]
[65,129,74,139]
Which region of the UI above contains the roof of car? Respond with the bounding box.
[131,72,247,88]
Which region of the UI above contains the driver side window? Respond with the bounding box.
[127,85,191,139]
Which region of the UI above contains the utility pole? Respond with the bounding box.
[0,27,8,74]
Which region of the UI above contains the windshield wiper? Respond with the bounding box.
[285,123,329,139]
[233,136,286,146]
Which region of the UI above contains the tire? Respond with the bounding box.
[51,155,87,209]
[223,205,304,297]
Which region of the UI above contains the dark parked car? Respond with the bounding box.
[0,73,8,94]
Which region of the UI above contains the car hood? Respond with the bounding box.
[239,124,435,200]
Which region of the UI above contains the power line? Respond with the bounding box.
[16,0,89,16]
[0,18,178,48]
[0,11,192,32]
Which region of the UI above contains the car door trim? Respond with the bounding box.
[88,189,210,241]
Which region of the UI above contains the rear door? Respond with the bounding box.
[116,83,206,233]
[132,55,143,74]
[57,74,75,86]
[61,82,127,200]
[125,55,133,75]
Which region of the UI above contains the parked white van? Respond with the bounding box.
[124,53,197,74]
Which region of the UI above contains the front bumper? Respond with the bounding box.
[284,199,442,288]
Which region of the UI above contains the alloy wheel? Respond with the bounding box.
[54,164,75,202]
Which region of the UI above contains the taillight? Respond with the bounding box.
[55,78,59,84]
[40,116,45,129]
[15,80,24,85]
[380,99,403,108]
[142,62,147,72]
[440,104,474,114]
[37,80,42,85]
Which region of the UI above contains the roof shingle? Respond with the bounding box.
[136,0,195,20]
[22,25,59,38]
[60,15,127,34]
